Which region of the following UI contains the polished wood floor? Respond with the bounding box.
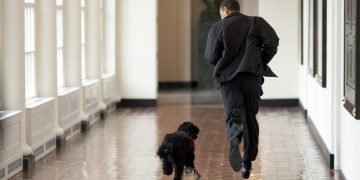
[12,92,340,179]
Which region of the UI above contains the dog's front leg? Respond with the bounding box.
[173,164,184,180]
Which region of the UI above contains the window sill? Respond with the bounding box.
[0,111,21,121]
[58,87,80,97]
[26,97,54,109]
[101,73,115,79]
[82,79,99,87]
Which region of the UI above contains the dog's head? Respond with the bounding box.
[177,122,200,140]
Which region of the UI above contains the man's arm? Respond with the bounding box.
[204,23,223,65]
[256,17,279,65]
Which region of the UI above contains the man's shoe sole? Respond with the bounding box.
[229,137,242,172]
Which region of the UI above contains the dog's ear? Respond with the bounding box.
[177,122,189,131]
[178,121,195,132]
[157,142,174,159]
[157,143,167,158]
[193,125,200,135]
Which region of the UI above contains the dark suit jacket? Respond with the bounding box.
[204,12,279,83]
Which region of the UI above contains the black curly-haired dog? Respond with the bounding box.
[157,122,200,180]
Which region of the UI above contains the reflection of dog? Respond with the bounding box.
[157,122,200,180]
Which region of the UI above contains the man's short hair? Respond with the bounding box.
[220,0,240,12]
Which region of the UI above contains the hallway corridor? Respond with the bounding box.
[12,101,337,179]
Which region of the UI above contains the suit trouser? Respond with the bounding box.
[220,72,262,162]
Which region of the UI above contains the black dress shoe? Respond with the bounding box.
[229,137,242,172]
[241,161,251,179]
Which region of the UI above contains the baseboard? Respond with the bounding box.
[81,121,90,132]
[306,116,334,169]
[117,99,157,107]
[159,81,198,90]
[23,155,35,170]
[298,101,308,118]
[260,99,299,107]
[339,170,347,180]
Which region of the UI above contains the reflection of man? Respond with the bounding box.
[204,0,279,178]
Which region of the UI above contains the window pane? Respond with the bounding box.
[56,0,63,6]
[24,3,36,99]
[81,9,85,44]
[57,48,64,88]
[81,5,86,79]
[56,9,63,47]
[25,53,36,99]
[82,45,86,79]
[308,0,315,73]
[317,0,322,76]
[344,0,357,104]
[57,6,65,88]
[25,0,35,3]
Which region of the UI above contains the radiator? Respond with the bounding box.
[0,111,23,180]
[26,97,56,161]
[83,79,100,122]
[58,87,81,140]
[102,74,117,105]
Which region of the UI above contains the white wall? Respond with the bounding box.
[340,109,360,179]
[190,0,205,81]
[336,0,360,179]
[158,0,191,82]
[116,0,157,99]
[299,0,360,179]
[259,0,299,99]
[299,0,333,156]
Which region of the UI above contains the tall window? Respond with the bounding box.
[24,0,37,99]
[313,0,327,87]
[57,0,64,88]
[81,0,86,79]
[307,0,327,88]
[307,0,315,75]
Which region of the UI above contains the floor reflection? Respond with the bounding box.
[12,92,341,179]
